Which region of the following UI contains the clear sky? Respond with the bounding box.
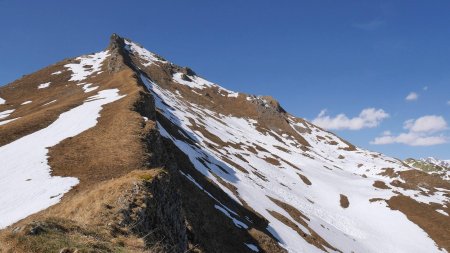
[0,0,449,160]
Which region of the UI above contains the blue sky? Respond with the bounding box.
[0,0,449,159]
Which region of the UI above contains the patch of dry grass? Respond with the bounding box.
[0,170,167,253]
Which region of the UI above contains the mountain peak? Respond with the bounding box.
[108,33,126,50]
[1,35,449,253]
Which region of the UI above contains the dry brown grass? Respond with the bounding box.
[0,49,177,252]
[297,173,312,186]
[45,169,163,225]
[339,194,349,208]
[0,169,166,253]
[49,69,151,193]
[0,60,87,147]
[373,180,391,189]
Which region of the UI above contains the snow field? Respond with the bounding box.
[0,89,125,229]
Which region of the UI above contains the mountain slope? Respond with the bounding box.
[423,157,450,168]
[0,34,449,253]
[405,157,450,181]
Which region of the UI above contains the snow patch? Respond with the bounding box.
[172,72,216,90]
[0,109,14,120]
[124,40,165,66]
[0,89,125,229]
[38,82,51,89]
[227,91,239,98]
[65,51,109,81]
[51,71,63,75]
[21,100,32,105]
[0,97,5,105]
[172,72,239,99]
[0,117,19,126]
[77,83,98,93]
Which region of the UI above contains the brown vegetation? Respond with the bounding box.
[339,194,349,208]
[297,173,312,186]
[267,197,341,252]
[0,170,186,253]
[373,181,391,189]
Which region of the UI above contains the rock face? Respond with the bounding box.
[0,34,449,253]
[118,171,187,252]
[106,33,131,73]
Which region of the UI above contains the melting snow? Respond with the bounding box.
[0,109,14,120]
[139,73,447,253]
[227,91,239,98]
[0,97,5,104]
[65,51,109,81]
[21,101,32,105]
[51,71,63,75]
[172,72,216,90]
[0,117,19,126]
[0,89,125,229]
[436,209,448,216]
[38,82,51,89]
[78,83,98,93]
[172,72,239,99]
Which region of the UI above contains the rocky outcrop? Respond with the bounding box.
[118,171,187,252]
[106,33,133,73]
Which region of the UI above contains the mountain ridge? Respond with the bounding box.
[422,157,450,168]
[0,34,449,253]
[404,157,450,181]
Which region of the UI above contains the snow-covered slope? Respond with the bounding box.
[124,38,449,252]
[137,75,446,253]
[0,34,448,253]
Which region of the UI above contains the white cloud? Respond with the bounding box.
[371,132,447,146]
[405,92,418,101]
[312,108,389,130]
[404,115,447,133]
[382,130,391,136]
[371,115,448,146]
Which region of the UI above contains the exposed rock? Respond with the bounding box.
[118,172,187,252]
[180,67,196,76]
